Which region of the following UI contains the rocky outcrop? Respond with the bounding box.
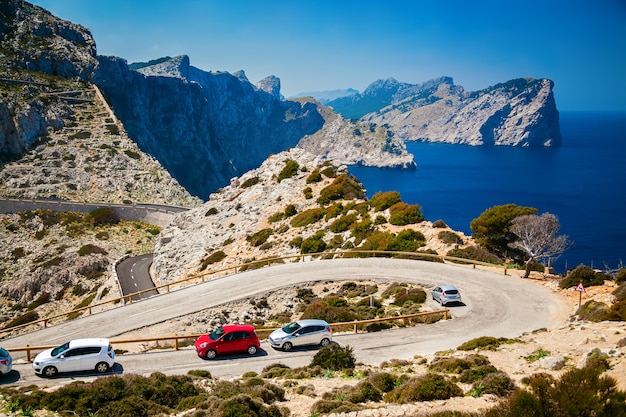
[94,55,325,199]
[297,109,416,169]
[151,147,470,284]
[331,77,561,147]
[0,0,98,158]
[0,0,97,80]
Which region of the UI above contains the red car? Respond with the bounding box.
[194,324,260,359]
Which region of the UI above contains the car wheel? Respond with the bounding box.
[205,349,217,359]
[283,342,293,351]
[247,345,258,355]
[95,362,110,373]
[42,366,58,378]
[320,338,331,348]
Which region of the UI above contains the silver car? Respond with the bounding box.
[432,284,462,306]
[0,347,12,376]
[269,319,332,351]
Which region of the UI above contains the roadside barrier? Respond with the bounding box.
[0,250,505,338]
[7,309,449,361]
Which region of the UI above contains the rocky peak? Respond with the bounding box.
[256,75,282,98]
[134,55,191,79]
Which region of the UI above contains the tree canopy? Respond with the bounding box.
[470,204,538,257]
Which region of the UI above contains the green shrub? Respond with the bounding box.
[306,168,322,184]
[88,207,120,226]
[457,336,519,351]
[459,365,499,383]
[367,372,400,393]
[69,131,92,139]
[348,381,383,403]
[384,373,463,403]
[488,366,626,417]
[205,207,218,216]
[11,247,26,260]
[616,269,626,285]
[310,344,356,371]
[289,236,303,248]
[241,176,260,188]
[4,310,39,328]
[374,215,387,224]
[392,288,426,306]
[429,355,490,374]
[123,149,141,160]
[200,251,227,270]
[78,244,108,256]
[247,228,273,247]
[301,232,327,254]
[329,213,358,233]
[388,202,424,225]
[370,191,402,211]
[432,219,448,228]
[317,174,365,205]
[277,159,299,182]
[284,204,297,217]
[301,301,356,323]
[446,246,502,264]
[576,300,610,321]
[303,186,313,199]
[474,372,516,397]
[267,212,284,223]
[438,230,464,245]
[188,369,212,378]
[290,208,325,227]
[560,265,608,289]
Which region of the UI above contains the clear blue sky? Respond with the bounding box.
[31,0,626,111]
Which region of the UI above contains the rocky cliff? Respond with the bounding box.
[94,55,325,200]
[329,77,561,147]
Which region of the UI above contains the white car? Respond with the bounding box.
[32,338,115,377]
[269,319,333,351]
[0,347,12,376]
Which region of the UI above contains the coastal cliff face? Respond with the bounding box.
[94,55,325,200]
[329,77,561,147]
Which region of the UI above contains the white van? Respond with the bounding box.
[32,338,115,377]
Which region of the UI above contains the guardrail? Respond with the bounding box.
[0,250,505,338]
[7,309,449,361]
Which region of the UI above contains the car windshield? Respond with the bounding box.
[282,322,301,334]
[51,342,70,356]
[209,327,225,341]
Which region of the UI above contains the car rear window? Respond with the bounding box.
[445,289,458,294]
[0,348,9,356]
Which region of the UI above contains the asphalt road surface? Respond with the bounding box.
[116,254,158,301]
[1,258,569,388]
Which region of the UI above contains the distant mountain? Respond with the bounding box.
[328,76,561,147]
[291,88,359,104]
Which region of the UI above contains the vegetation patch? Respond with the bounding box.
[200,251,227,270]
[446,246,502,264]
[317,174,365,205]
[560,265,608,289]
[247,228,273,247]
[290,208,325,227]
[277,159,299,182]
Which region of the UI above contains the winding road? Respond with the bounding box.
[1,258,569,387]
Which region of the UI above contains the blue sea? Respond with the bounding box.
[348,112,626,273]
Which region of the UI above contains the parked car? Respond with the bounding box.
[431,284,462,306]
[269,319,332,351]
[32,338,115,377]
[195,324,260,359]
[0,347,12,376]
